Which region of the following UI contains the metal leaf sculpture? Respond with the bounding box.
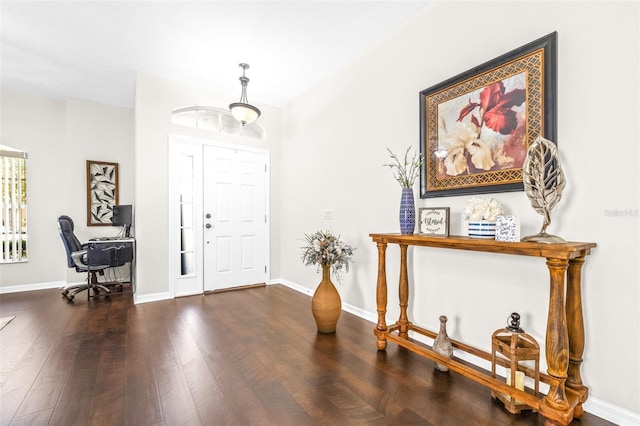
[521,135,567,243]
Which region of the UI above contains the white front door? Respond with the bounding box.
[202,145,268,291]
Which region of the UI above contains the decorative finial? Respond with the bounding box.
[506,312,524,333]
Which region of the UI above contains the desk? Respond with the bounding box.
[370,233,596,426]
[87,238,135,291]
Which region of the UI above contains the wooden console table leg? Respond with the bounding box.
[375,242,388,350]
[398,244,410,339]
[540,258,571,423]
[566,256,588,416]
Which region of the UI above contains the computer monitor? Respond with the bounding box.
[112,204,133,237]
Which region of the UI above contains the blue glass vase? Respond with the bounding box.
[399,187,415,235]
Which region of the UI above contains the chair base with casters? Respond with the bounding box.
[61,269,112,302]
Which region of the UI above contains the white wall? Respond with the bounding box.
[280,0,639,416]
[134,73,282,300]
[0,90,134,288]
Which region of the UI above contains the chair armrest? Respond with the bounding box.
[71,250,110,271]
[70,250,87,269]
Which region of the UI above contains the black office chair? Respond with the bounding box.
[58,215,111,301]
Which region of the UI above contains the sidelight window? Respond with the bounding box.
[178,154,196,276]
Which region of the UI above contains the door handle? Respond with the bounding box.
[205,223,212,229]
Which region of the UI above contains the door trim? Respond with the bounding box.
[168,134,270,298]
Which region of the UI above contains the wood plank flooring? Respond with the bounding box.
[0,285,613,426]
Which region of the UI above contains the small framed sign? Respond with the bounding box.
[418,207,450,236]
[495,215,519,242]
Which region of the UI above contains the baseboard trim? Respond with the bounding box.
[270,278,312,296]
[276,279,640,425]
[133,291,172,305]
[584,398,640,425]
[0,281,65,294]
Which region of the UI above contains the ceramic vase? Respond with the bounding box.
[399,187,415,235]
[311,264,342,334]
[433,315,453,371]
[468,220,497,239]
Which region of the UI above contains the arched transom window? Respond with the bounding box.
[171,106,265,140]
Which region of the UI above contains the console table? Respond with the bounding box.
[370,233,596,425]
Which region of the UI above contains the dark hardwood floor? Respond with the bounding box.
[0,285,613,426]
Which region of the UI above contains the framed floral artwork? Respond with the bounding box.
[419,32,557,198]
[86,160,119,226]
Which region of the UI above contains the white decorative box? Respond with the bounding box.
[495,215,519,242]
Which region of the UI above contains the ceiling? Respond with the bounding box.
[1,1,428,110]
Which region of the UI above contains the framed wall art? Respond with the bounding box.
[86,160,119,226]
[419,32,557,198]
[418,207,450,237]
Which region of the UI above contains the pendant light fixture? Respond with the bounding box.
[229,63,261,125]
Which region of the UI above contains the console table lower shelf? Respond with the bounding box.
[376,322,582,421]
[370,233,597,426]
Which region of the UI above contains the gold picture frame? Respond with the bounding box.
[420,32,557,198]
